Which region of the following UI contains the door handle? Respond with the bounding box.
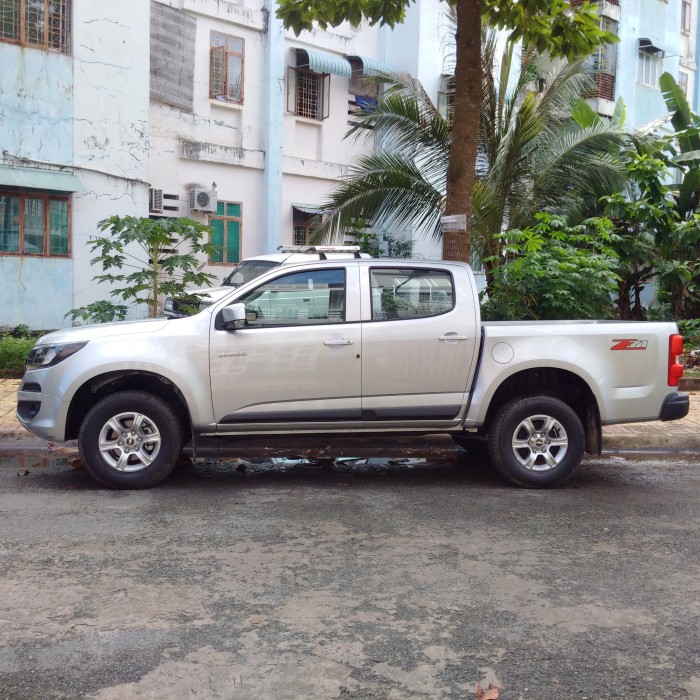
[438,333,468,342]
[324,338,354,346]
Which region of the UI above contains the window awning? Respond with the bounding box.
[346,55,395,79]
[292,203,324,216]
[295,49,352,78]
[0,165,84,192]
[639,38,665,56]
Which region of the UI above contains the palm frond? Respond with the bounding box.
[313,151,444,242]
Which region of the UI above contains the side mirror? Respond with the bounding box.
[222,303,247,330]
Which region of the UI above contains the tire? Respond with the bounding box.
[79,391,183,489]
[487,395,584,488]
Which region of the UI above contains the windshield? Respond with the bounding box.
[222,260,280,287]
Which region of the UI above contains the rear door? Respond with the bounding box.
[360,265,479,421]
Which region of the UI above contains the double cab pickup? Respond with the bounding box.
[17,259,688,489]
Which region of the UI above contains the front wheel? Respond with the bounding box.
[79,391,183,489]
[487,395,585,488]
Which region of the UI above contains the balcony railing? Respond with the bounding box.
[585,72,616,101]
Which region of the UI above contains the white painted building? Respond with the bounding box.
[147,0,452,285]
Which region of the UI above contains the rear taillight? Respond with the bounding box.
[668,334,684,387]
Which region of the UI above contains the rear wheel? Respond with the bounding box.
[79,391,183,489]
[487,395,584,488]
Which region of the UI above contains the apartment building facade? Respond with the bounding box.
[1,0,455,329]
[580,0,697,127]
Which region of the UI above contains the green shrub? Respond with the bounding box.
[481,215,620,321]
[11,324,31,338]
[678,319,700,349]
[0,335,35,372]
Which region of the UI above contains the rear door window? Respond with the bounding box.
[370,268,454,320]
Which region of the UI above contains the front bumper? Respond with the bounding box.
[16,373,66,442]
[659,392,690,421]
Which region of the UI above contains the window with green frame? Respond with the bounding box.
[0,191,70,256]
[209,200,241,264]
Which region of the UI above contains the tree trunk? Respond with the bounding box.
[617,278,632,320]
[441,0,482,262]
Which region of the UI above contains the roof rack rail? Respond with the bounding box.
[277,245,363,259]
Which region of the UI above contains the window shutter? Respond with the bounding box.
[321,73,330,120]
[226,221,240,263]
[210,219,224,263]
[287,66,297,113]
[210,45,225,98]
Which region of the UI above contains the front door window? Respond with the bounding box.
[237,268,345,326]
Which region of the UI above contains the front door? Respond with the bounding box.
[210,266,361,427]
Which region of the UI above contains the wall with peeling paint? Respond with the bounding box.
[0,1,150,330]
[70,1,150,315]
[0,49,74,164]
[0,30,76,329]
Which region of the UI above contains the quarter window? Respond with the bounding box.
[370,268,454,320]
[0,191,70,256]
[238,268,345,327]
[210,31,244,104]
[209,201,242,265]
[0,0,71,54]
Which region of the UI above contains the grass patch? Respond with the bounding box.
[0,335,34,372]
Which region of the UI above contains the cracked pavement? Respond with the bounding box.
[1,452,698,699]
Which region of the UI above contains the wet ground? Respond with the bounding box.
[1,450,699,699]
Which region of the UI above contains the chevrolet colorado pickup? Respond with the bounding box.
[17,259,688,489]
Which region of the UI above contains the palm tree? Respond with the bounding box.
[315,36,632,291]
[473,37,630,281]
[314,71,449,244]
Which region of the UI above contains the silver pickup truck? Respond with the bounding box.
[17,259,688,489]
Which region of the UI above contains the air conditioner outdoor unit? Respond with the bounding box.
[189,188,218,213]
[149,188,163,213]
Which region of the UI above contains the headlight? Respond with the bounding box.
[25,342,88,371]
[164,298,174,312]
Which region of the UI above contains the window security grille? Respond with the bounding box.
[0,0,71,54]
[287,67,330,121]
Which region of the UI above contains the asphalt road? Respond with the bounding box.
[1,451,699,699]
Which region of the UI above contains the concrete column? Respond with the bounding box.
[261,0,285,253]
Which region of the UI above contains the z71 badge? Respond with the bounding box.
[611,339,648,351]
